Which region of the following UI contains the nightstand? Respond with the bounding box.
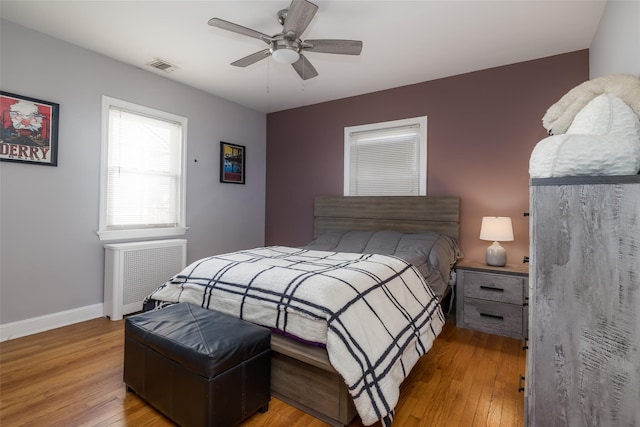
[455,260,529,339]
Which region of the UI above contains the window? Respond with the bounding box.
[344,116,427,196]
[98,96,187,241]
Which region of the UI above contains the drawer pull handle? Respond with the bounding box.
[479,312,504,320]
[480,285,503,292]
[518,375,525,392]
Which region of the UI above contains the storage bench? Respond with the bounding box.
[124,303,271,427]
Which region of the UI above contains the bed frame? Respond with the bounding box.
[269,195,460,427]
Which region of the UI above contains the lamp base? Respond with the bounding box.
[486,241,507,267]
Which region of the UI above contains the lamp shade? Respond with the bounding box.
[480,217,514,242]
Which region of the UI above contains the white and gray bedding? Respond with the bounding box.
[144,231,461,426]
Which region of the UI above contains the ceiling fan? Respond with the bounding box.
[208,0,363,80]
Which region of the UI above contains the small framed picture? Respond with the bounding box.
[1,91,59,166]
[220,141,245,184]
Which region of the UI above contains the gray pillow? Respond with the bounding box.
[302,230,463,296]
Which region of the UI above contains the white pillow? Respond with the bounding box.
[567,93,640,137]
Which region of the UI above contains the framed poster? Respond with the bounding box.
[220,141,245,184]
[0,91,59,166]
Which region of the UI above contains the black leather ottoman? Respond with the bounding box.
[124,303,271,427]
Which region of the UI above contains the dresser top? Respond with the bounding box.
[531,174,640,186]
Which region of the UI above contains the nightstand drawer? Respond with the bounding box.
[463,271,524,304]
[463,298,523,338]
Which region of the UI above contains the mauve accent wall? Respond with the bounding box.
[265,50,589,265]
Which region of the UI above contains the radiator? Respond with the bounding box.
[104,239,187,320]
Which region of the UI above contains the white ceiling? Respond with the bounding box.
[0,0,606,113]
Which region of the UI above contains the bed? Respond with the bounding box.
[143,195,461,426]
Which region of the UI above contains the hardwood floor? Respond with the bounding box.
[0,316,525,427]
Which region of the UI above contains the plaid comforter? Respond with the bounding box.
[146,246,445,426]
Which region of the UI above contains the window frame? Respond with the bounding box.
[343,116,427,196]
[98,96,188,241]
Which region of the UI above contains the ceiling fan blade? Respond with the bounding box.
[303,39,363,55]
[283,0,318,36]
[208,18,272,44]
[231,49,271,67]
[291,55,318,80]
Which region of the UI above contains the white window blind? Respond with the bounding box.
[98,97,187,241]
[344,117,427,196]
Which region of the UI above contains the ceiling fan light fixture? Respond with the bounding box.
[272,47,300,64]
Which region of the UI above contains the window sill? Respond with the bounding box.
[97,227,188,242]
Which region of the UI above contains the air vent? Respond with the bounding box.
[146,58,178,73]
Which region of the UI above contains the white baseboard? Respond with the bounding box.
[0,303,104,342]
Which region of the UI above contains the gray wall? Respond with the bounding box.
[590,0,640,78]
[0,20,266,324]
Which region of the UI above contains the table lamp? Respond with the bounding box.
[480,216,514,266]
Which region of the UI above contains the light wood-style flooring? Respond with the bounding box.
[0,316,525,427]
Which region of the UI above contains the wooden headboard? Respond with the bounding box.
[313,196,460,242]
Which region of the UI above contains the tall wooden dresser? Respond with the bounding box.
[527,175,640,426]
